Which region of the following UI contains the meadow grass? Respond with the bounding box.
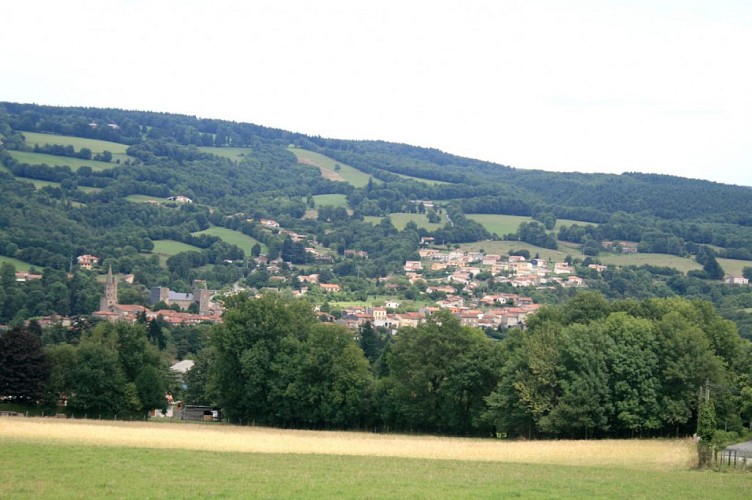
[7,151,115,172]
[288,147,375,188]
[467,214,533,236]
[13,177,102,194]
[192,225,266,254]
[554,218,599,230]
[0,255,33,272]
[390,171,452,185]
[717,257,752,278]
[364,213,446,231]
[312,193,349,208]
[125,194,165,203]
[20,131,129,154]
[1,419,748,499]
[598,253,702,273]
[198,146,254,161]
[151,240,202,256]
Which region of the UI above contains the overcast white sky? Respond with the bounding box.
[2,0,751,186]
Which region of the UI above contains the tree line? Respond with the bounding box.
[183,292,752,438]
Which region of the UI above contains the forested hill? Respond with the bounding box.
[3,100,752,297]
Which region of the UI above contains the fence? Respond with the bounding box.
[716,448,752,469]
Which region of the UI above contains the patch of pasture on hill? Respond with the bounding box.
[389,171,452,185]
[598,253,702,274]
[3,419,748,498]
[364,212,446,231]
[192,226,266,255]
[288,147,375,188]
[20,131,129,154]
[554,218,599,230]
[198,146,254,161]
[125,194,166,204]
[149,240,202,266]
[15,177,61,190]
[717,258,752,278]
[466,214,534,236]
[7,151,115,172]
[0,255,33,272]
[312,194,349,208]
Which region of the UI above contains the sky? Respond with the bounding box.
[2,0,751,186]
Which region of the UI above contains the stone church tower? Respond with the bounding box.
[99,265,118,311]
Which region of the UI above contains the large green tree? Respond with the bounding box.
[0,326,49,403]
[378,310,500,435]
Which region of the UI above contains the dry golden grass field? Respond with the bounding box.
[1,417,696,470]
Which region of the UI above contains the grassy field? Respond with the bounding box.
[598,253,703,273]
[717,258,752,278]
[364,213,446,231]
[149,240,202,266]
[193,226,266,254]
[313,194,349,208]
[1,419,749,498]
[554,218,599,230]
[288,147,376,188]
[20,131,128,154]
[198,146,254,161]
[467,214,533,236]
[390,171,452,185]
[0,255,33,272]
[125,194,165,204]
[7,151,116,172]
[467,215,595,237]
[13,177,102,194]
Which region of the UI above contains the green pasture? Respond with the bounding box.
[598,253,702,274]
[1,439,748,499]
[364,212,446,231]
[149,240,202,266]
[7,151,115,172]
[15,178,60,189]
[125,194,165,204]
[20,131,129,154]
[390,171,452,185]
[554,218,599,230]
[288,147,376,188]
[0,255,33,272]
[312,194,349,208]
[717,258,752,278]
[193,226,266,254]
[467,214,534,236]
[198,146,254,161]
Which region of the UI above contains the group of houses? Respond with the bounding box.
[91,267,223,325]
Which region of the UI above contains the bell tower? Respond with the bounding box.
[99,265,118,311]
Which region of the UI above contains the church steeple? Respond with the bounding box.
[99,265,118,311]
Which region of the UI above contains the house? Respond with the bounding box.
[298,274,320,284]
[566,275,585,287]
[260,219,280,228]
[319,283,341,293]
[384,300,401,309]
[588,264,608,273]
[77,254,99,270]
[554,262,572,274]
[15,272,43,282]
[167,195,193,204]
[404,260,423,272]
[725,275,749,285]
